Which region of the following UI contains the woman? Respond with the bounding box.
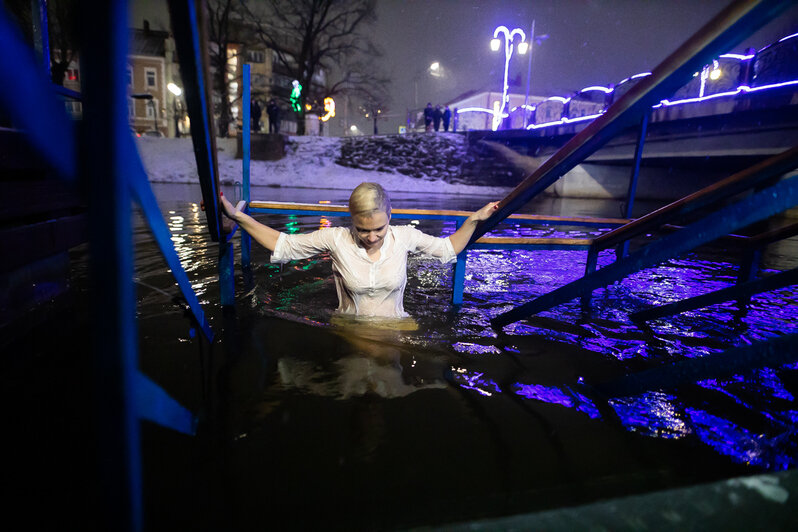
[220,182,498,318]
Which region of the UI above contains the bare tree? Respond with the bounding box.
[5,0,79,85]
[343,59,391,135]
[47,0,79,85]
[244,0,379,135]
[326,54,389,99]
[206,0,244,137]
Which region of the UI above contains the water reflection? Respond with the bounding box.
[276,319,448,400]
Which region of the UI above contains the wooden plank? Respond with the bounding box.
[745,221,798,247]
[475,237,593,246]
[249,201,628,226]
[660,224,749,243]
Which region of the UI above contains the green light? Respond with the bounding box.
[290,80,303,113]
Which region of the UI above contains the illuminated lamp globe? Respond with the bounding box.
[167,83,182,96]
[709,68,722,80]
[517,41,529,55]
[490,38,501,52]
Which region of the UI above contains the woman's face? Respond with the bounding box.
[351,210,390,250]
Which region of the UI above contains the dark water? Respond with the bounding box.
[9,183,797,530]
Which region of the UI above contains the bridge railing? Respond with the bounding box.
[457,24,798,133]
[470,0,796,244]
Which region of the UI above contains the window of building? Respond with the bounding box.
[247,50,266,63]
[64,100,82,116]
[252,73,268,88]
[127,65,133,87]
[146,99,158,118]
[128,99,135,118]
[272,51,297,68]
[145,68,157,88]
[66,68,79,82]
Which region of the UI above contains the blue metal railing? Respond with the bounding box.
[0,1,222,529]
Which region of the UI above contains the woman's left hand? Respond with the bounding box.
[471,201,500,222]
[449,201,501,254]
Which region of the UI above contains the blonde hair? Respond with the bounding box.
[348,182,391,217]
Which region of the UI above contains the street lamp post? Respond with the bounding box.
[523,21,535,128]
[412,62,443,131]
[150,100,158,132]
[522,22,549,128]
[167,82,182,137]
[490,26,527,130]
[413,62,442,108]
[130,93,156,134]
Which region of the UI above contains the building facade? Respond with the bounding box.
[128,24,183,137]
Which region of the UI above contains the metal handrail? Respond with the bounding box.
[592,145,798,252]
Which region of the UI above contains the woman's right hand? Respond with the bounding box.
[219,192,239,221]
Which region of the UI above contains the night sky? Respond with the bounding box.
[132,0,798,135]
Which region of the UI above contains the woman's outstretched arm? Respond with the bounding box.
[220,193,281,252]
[448,201,500,254]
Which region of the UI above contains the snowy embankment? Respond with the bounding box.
[135,134,514,196]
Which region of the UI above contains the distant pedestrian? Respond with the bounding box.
[251,99,262,132]
[266,99,281,134]
[423,102,433,132]
[432,105,442,132]
[442,105,452,132]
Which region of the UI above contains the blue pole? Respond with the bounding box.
[32,0,51,79]
[452,220,466,304]
[80,1,142,529]
[619,111,649,259]
[242,64,252,271]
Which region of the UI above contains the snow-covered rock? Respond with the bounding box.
[135,133,516,196]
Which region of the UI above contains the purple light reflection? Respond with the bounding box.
[515,383,601,419]
[698,367,795,402]
[451,368,501,396]
[609,391,690,439]
[452,342,501,355]
[685,407,796,469]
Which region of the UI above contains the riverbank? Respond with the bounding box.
[135,134,514,197]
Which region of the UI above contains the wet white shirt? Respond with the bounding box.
[271,225,457,317]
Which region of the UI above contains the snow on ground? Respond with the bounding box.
[135,135,513,196]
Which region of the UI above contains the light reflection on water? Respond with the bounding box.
[135,184,798,474]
